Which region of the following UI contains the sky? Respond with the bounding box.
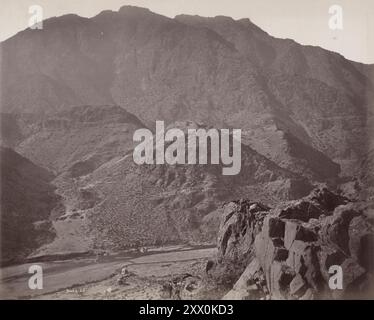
[0,0,373,64]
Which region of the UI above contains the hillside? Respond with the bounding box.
[22,117,313,257]
[0,147,60,265]
[2,6,373,180]
[0,6,373,262]
[10,105,145,173]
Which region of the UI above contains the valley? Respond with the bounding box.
[0,245,216,300]
[0,5,373,299]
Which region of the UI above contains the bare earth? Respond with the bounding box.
[0,246,216,300]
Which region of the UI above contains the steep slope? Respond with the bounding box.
[12,105,144,173]
[66,121,313,252]
[1,6,372,181]
[7,109,313,257]
[0,147,60,265]
[0,105,147,259]
[174,14,373,176]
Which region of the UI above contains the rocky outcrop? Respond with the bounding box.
[218,201,270,262]
[205,200,270,286]
[211,187,374,299]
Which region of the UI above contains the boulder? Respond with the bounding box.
[284,220,318,249]
[212,200,270,284]
[212,188,374,299]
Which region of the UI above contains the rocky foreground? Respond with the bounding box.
[4,187,373,300]
[203,187,374,300]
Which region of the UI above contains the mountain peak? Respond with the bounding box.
[118,5,152,15]
[237,18,252,26]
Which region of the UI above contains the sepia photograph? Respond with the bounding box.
[0,0,373,305]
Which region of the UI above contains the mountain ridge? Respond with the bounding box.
[1,6,373,263]
[2,6,371,180]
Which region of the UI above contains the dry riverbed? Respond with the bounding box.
[0,246,216,300]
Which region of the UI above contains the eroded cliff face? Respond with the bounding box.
[207,187,374,299]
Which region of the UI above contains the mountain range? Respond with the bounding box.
[0,5,373,265]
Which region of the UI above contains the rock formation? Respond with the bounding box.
[209,187,374,299]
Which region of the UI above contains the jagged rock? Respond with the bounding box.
[348,206,374,273]
[284,220,318,249]
[275,187,349,222]
[320,204,361,255]
[213,200,270,283]
[213,188,374,300]
[263,217,285,238]
[285,240,310,273]
[222,259,266,300]
[289,274,307,297]
[217,200,270,262]
[274,246,289,262]
[269,262,295,299]
[276,200,323,222]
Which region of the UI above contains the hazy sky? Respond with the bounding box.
[1,0,373,64]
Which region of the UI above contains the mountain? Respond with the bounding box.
[2,6,373,181]
[10,112,312,257]
[0,147,60,265]
[0,6,373,261]
[5,105,145,173]
[70,120,313,251]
